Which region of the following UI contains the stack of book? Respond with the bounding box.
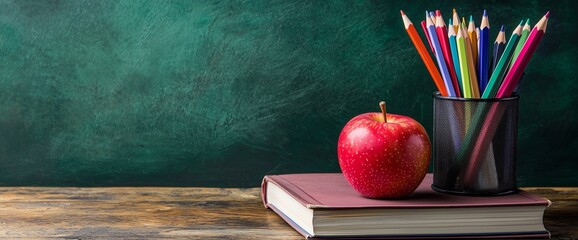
[261,173,550,239]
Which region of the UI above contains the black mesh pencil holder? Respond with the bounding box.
[431,92,519,196]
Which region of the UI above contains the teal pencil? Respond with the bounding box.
[482,21,523,98]
[448,19,463,96]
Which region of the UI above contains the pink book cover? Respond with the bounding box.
[262,173,551,239]
[262,173,550,209]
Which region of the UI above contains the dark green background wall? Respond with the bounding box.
[0,0,575,187]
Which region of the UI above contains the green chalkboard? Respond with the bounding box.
[0,0,576,187]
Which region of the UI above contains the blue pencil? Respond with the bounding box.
[478,10,490,93]
[425,11,456,97]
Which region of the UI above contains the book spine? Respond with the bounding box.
[261,176,269,208]
[261,175,322,209]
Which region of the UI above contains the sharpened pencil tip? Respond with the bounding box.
[469,15,473,22]
[400,10,405,15]
[449,19,452,25]
[545,11,550,18]
[483,9,487,16]
[519,20,524,25]
[435,10,441,17]
[429,11,435,17]
[453,8,456,14]
[525,18,530,25]
[500,25,504,31]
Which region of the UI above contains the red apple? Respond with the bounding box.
[337,101,431,199]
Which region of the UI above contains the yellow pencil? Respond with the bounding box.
[456,24,472,98]
[468,16,478,69]
[462,19,480,98]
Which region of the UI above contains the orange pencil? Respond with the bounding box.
[452,8,460,33]
[467,16,478,68]
[401,10,448,96]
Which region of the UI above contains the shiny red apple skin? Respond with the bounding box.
[337,112,431,199]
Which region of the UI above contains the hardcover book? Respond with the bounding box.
[261,173,550,239]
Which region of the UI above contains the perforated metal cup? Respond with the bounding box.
[431,92,518,195]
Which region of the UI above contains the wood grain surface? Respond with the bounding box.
[0,187,575,239]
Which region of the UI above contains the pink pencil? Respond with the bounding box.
[421,20,436,54]
[496,12,549,98]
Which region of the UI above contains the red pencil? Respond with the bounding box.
[435,10,462,97]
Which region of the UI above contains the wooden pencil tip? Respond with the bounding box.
[525,18,530,25]
[545,11,550,18]
[453,8,456,14]
[500,25,504,31]
[519,20,524,26]
[483,9,487,17]
[400,10,405,15]
[469,15,473,22]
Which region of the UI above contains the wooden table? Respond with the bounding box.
[0,187,576,239]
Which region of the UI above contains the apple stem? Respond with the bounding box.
[379,101,387,123]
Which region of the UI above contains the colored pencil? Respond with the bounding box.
[476,27,480,58]
[452,8,460,33]
[421,21,436,54]
[462,12,550,184]
[478,10,490,93]
[448,20,463,94]
[435,11,461,97]
[462,19,481,98]
[426,11,457,97]
[401,10,449,96]
[436,10,448,33]
[468,16,478,69]
[490,25,506,75]
[512,19,531,91]
[482,21,523,99]
[460,102,507,186]
[496,12,549,98]
[456,23,472,98]
[476,27,481,73]
[510,19,531,68]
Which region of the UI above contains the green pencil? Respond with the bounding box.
[456,23,472,98]
[510,19,531,66]
[482,21,523,98]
